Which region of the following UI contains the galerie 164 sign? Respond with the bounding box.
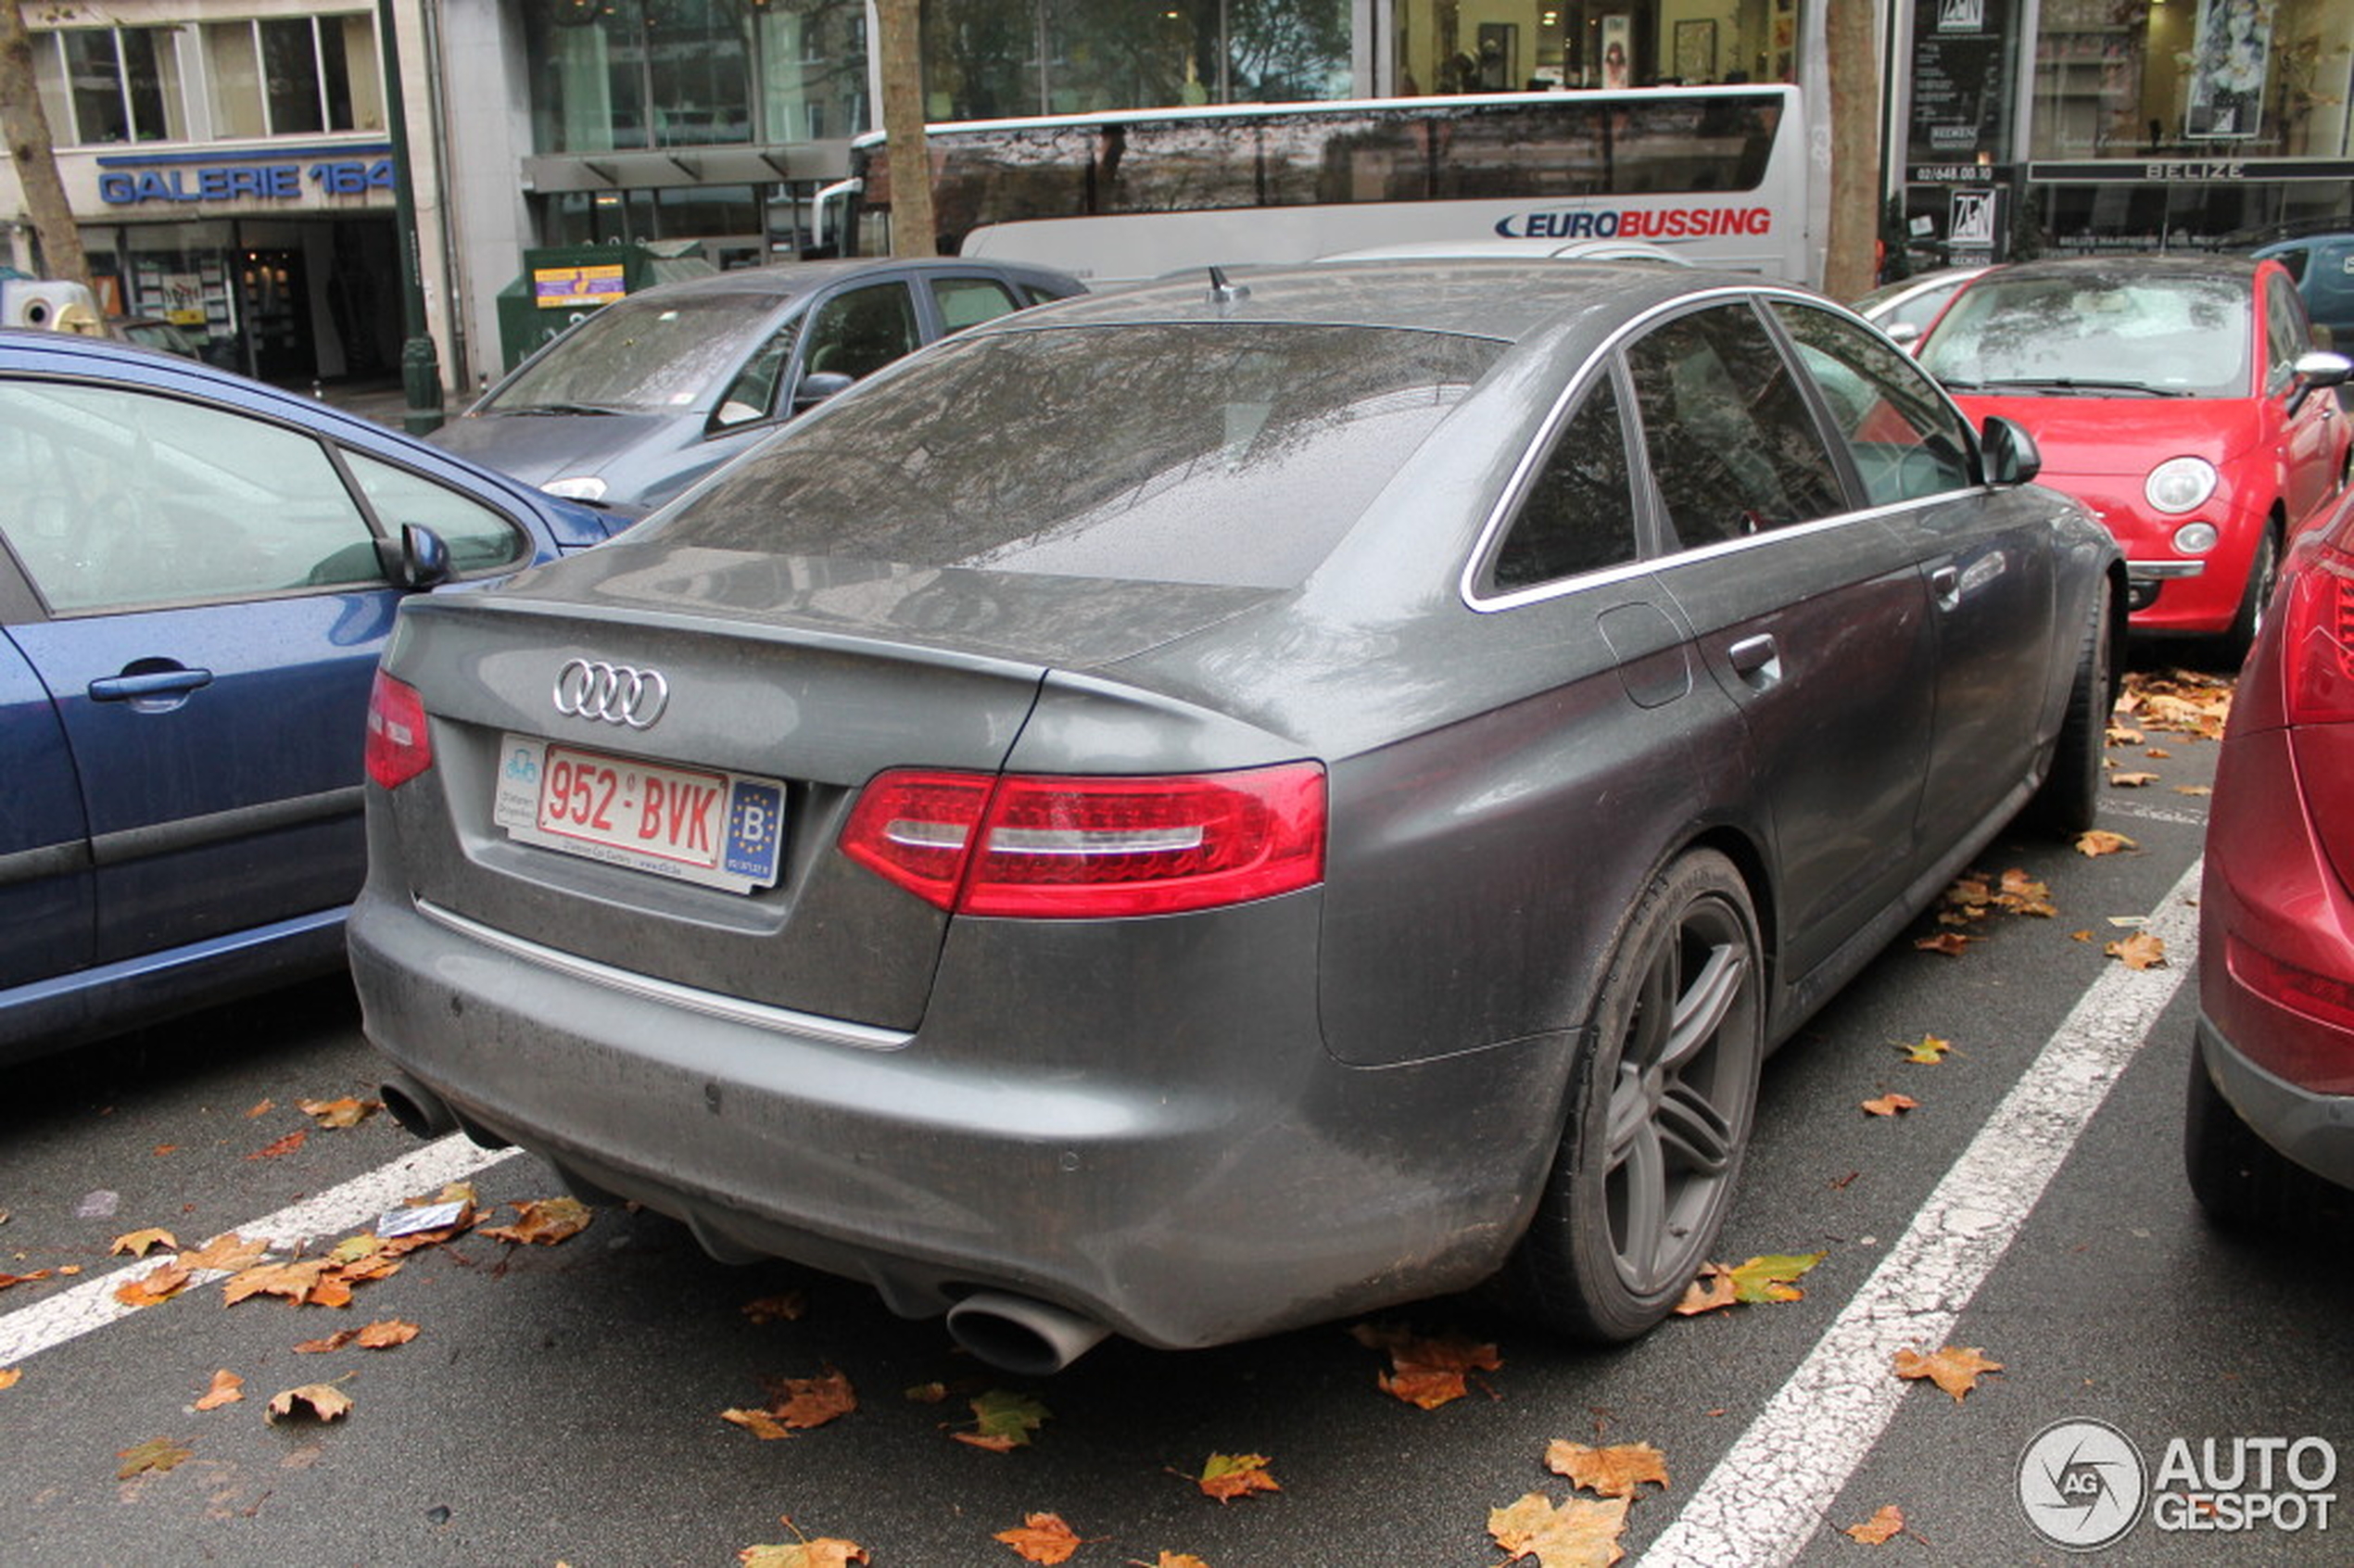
[99,158,397,206]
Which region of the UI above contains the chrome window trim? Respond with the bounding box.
[1461,285,1990,615]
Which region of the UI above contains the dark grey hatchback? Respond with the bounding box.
[352,261,2121,1372]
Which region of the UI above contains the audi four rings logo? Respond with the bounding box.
[552,658,670,728]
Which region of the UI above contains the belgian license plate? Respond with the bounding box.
[492,734,784,894]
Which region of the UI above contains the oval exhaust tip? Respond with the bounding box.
[945,1291,1110,1376]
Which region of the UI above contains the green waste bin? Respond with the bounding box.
[494,241,717,375]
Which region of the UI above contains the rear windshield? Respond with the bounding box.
[487,292,784,414]
[650,322,1501,588]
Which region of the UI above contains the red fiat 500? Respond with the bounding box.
[1920,255,2351,661]
[2186,484,2354,1226]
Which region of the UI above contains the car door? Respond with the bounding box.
[2264,269,2344,528]
[0,546,90,999]
[0,375,430,966]
[1626,297,1940,981]
[1767,298,2058,845]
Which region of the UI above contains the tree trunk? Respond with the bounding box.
[0,0,92,287]
[876,0,935,259]
[1820,0,1879,303]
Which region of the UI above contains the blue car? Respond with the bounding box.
[0,330,626,1059]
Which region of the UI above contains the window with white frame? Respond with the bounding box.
[29,14,380,147]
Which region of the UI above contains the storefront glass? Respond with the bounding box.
[1393,0,1797,98]
[524,0,866,154]
[922,0,1352,120]
[2030,0,2352,158]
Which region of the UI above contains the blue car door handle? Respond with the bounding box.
[89,666,215,703]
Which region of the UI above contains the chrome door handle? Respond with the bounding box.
[1728,633,1780,685]
[1930,564,1962,610]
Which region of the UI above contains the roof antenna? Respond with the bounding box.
[1208,265,1249,306]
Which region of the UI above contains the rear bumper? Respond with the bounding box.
[2196,1013,2354,1191]
[348,888,1573,1349]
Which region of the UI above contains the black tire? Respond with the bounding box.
[2026,575,2114,838]
[2218,522,2280,669]
[2183,1045,2352,1231]
[1508,849,1764,1342]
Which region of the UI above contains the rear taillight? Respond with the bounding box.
[840,762,1326,917]
[364,670,433,790]
[2227,934,2354,1034]
[2284,537,2354,725]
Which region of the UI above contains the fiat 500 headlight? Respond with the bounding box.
[2145,456,2217,515]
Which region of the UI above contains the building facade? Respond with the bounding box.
[8,0,2343,394]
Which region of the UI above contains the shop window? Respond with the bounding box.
[2031,0,2354,158]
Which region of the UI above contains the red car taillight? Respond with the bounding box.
[2227,935,2354,1035]
[364,670,433,790]
[2284,535,2354,725]
[841,762,1327,917]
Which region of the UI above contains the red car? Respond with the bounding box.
[1919,255,2351,661]
[2186,484,2354,1224]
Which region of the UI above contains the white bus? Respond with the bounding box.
[829,87,1813,285]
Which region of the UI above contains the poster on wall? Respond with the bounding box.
[1906,0,2015,165]
[2185,0,2272,138]
[1601,16,1632,87]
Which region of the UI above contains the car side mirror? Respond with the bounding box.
[791,370,857,412]
[377,523,453,591]
[1980,415,2042,487]
[2287,349,2353,417]
[1883,321,1922,348]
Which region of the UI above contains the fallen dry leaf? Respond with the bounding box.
[1844,1504,1905,1545]
[1349,1322,1501,1409]
[766,1366,857,1431]
[297,1096,379,1130]
[1893,1344,2003,1402]
[0,1368,19,1391]
[109,1228,178,1258]
[737,1540,869,1568]
[1488,1491,1630,1567]
[2074,828,2138,857]
[1192,1451,1280,1503]
[742,1291,808,1324]
[222,1258,333,1307]
[1142,1555,1211,1568]
[0,1271,54,1291]
[478,1196,593,1246]
[116,1435,193,1479]
[1896,1035,1952,1065]
[1546,1439,1668,1499]
[246,1130,308,1161]
[955,1389,1052,1451]
[2174,785,2212,797]
[194,1370,245,1410]
[2106,931,2168,970]
[2108,771,2160,789]
[721,1407,795,1441]
[1677,1253,1825,1314]
[265,1384,353,1423]
[1862,1093,1918,1117]
[1913,932,1970,957]
[114,1261,193,1308]
[995,1512,1085,1564]
[178,1233,269,1273]
[245,1099,274,1119]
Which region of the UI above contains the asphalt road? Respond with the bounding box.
[5,664,2348,1568]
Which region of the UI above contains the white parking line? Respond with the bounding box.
[0,1135,520,1371]
[1639,858,2202,1565]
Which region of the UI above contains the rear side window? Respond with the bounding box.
[801,282,922,380]
[659,323,1503,588]
[0,378,380,613]
[1491,374,1639,590]
[1626,302,1848,548]
[930,276,1022,333]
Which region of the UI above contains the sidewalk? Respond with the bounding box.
[275,377,448,431]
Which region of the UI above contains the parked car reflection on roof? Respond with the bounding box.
[0,329,628,1059]
[428,257,1086,516]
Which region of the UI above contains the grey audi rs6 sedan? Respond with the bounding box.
[350,260,2121,1372]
